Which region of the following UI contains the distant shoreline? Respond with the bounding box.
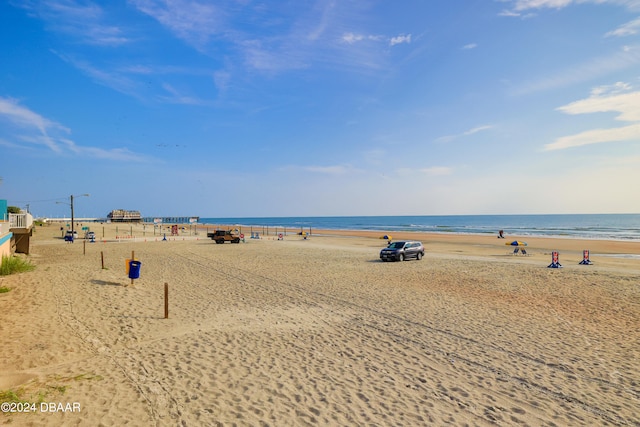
[184,224,640,256]
[41,213,640,242]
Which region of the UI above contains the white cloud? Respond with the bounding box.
[342,33,364,44]
[462,43,478,50]
[0,97,67,152]
[131,0,222,51]
[510,45,640,95]
[159,83,209,105]
[53,51,141,98]
[501,0,640,17]
[511,0,574,11]
[0,97,149,161]
[589,81,632,96]
[15,0,129,46]
[606,17,640,37]
[389,34,411,46]
[436,125,494,143]
[545,123,640,150]
[545,85,640,150]
[557,89,640,121]
[341,32,411,47]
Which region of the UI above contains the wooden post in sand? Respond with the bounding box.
[101,251,105,269]
[83,239,86,255]
[164,283,169,319]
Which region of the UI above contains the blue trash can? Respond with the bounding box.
[128,260,142,279]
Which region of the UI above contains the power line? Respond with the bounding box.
[8,197,70,204]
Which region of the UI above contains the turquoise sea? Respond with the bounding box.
[199,214,640,242]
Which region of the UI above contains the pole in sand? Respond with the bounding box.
[164,283,169,319]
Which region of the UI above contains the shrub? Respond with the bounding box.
[0,255,35,276]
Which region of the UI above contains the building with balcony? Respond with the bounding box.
[107,209,142,222]
[1,200,34,261]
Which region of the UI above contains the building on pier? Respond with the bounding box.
[107,209,142,222]
[142,216,200,224]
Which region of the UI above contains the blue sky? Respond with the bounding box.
[1,0,640,218]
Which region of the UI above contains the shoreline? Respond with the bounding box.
[194,224,640,256]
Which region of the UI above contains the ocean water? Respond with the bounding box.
[200,214,640,241]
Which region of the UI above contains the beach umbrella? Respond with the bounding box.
[506,240,527,246]
[380,235,392,240]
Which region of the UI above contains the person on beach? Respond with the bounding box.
[498,230,505,238]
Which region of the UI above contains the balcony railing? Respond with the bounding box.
[9,212,33,229]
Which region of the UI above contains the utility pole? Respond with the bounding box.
[70,195,75,235]
[67,194,89,236]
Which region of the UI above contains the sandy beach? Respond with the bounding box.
[0,223,638,426]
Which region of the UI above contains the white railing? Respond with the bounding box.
[0,221,6,235]
[9,212,33,229]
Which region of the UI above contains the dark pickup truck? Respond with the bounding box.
[207,230,241,244]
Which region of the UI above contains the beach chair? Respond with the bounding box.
[512,247,519,255]
[521,248,528,256]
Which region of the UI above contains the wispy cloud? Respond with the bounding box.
[545,84,640,150]
[500,0,640,17]
[462,43,478,50]
[0,97,150,161]
[0,97,68,151]
[53,51,219,103]
[545,124,640,151]
[436,125,494,143]
[420,166,453,176]
[53,51,141,98]
[606,17,640,37]
[15,0,129,46]
[557,85,640,121]
[341,32,411,47]
[130,0,222,51]
[159,83,211,105]
[341,33,364,44]
[510,45,640,95]
[389,34,411,46]
[396,166,453,177]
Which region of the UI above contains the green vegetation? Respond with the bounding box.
[6,206,21,214]
[0,384,64,408]
[0,373,102,417]
[0,255,35,276]
[0,389,26,404]
[0,286,10,293]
